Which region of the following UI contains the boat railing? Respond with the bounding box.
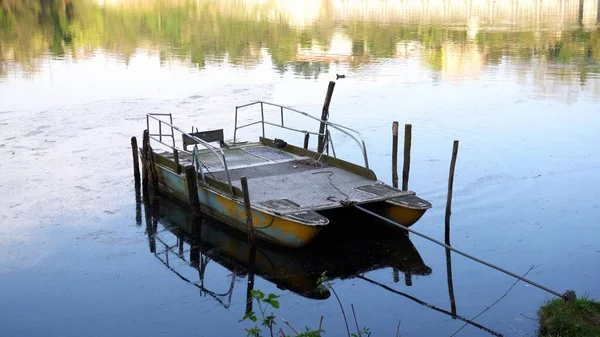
[234,101,370,168]
[146,113,234,195]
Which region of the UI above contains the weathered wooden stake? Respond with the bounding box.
[445,140,459,243]
[135,181,142,226]
[185,166,202,218]
[173,149,180,174]
[445,140,459,317]
[317,81,336,153]
[405,272,413,286]
[392,122,399,188]
[246,264,256,315]
[141,130,150,192]
[131,136,141,186]
[304,133,310,150]
[144,197,156,254]
[402,124,412,191]
[145,136,159,196]
[446,247,457,317]
[240,176,257,264]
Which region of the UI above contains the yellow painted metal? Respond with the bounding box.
[201,190,322,248]
[383,203,427,227]
[382,202,427,227]
[154,162,322,248]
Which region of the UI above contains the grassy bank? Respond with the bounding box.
[538,295,600,337]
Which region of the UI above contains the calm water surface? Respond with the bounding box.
[1,1,599,336]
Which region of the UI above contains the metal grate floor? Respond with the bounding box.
[159,143,412,214]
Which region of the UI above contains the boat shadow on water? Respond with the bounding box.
[142,195,431,302]
[137,195,503,336]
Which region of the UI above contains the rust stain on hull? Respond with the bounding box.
[155,164,322,248]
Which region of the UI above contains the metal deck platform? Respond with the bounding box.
[160,143,412,215]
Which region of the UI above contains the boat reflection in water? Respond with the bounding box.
[143,196,431,304]
[138,195,504,336]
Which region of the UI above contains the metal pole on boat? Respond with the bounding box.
[131,136,141,187]
[446,140,459,317]
[402,124,412,191]
[240,176,256,264]
[185,166,202,219]
[318,81,336,153]
[392,122,399,188]
[353,204,568,300]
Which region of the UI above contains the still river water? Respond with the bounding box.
[1,0,599,336]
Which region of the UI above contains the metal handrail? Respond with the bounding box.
[146,114,234,195]
[234,101,369,168]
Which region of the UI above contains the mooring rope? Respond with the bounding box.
[311,171,355,206]
[353,204,568,300]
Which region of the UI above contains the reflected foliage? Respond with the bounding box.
[2,0,600,81]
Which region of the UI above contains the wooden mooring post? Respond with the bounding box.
[445,141,459,244]
[304,133,310,150]
[240,176,256,264]
[402,124,412,191]
[142,129,159,197]
[317,81,336,153]
[241,176,257,315]
[141,130,150,193]
[185,166,202,218]
[392,122,399,188]
[131,136,141,186]
[445,140,460,317]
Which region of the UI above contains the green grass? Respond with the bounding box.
[538,295,600,337]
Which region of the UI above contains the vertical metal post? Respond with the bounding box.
[260,102,265,138]
[159,121,163,142]
[169,114,175,148]
[234,107,238,144]
[318,81,336,153]
[402,124,412,191]
[280,106,284,126]
[303,133,310,149]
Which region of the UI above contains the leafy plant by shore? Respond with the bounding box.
[538,295,600,337]
[240,273,373,337]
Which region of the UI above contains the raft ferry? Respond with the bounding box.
[141,101,431,248]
